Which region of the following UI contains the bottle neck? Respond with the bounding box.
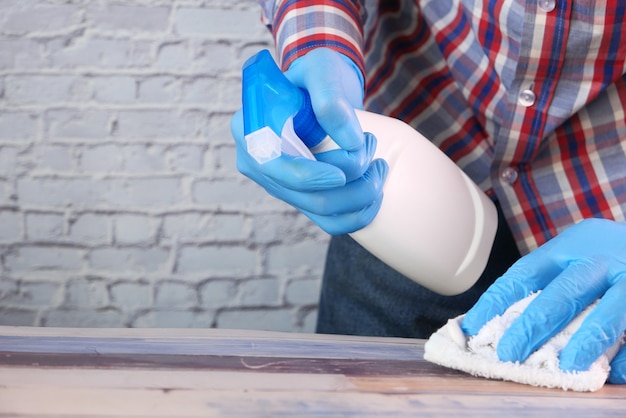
[292,89,326,149]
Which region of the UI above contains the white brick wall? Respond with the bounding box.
[0,0,330,332]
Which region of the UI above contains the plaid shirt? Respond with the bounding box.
[258,0,626,255]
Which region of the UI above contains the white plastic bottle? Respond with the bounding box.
[351,110,497,295]
[242,50,497,295]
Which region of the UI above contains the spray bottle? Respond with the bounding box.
[241,50,497,295]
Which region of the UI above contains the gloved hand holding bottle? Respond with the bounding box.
[462,218,626,383]
[231,47,498,295]
[230,48,388,235]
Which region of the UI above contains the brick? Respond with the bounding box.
[68,213,110,244]
[0,180,11,202]
[285,278,321,306]
[2,3,82,35]
[19,177,184,208]
[5,75,78,104]
[132,309,213,328]
[181,109,210,138]
[161,212,211,243]
[176,245,257,275]
[114,110,199,139]
[0,279,18,302]
[174,8,262,37]
[181,77,217,103]
[30,145,75,171]
[49,37,151,69]
[162,213,246,243]
[138,76,179,103]
[69,76,93,101]
[166,144,205,173]
[216,308,294,332]
[207,113,235,147]
[0,112,39,140]
[12,281,63,307]
[0,39,47,69]
[193,42,237,73]
[191,178,271,206]
[79,144,124,172]
[104,177,185,207]
[181,77,241,112]
[212,145,238,176]
[0,211,21,241]
[154,281,197,308]
[155,42,192,70]
[110,281,152,310]
[250,209,304,244]
[0,308,37,326]
[199,280,237,309]
[47,109,112,140]
[300,309,318,333]
[87,3,170,32]
[215,77,242,111]
[89,247,170,274]
[114,214,156,245]
[64,278,109,308]
[239,278,280,306]
[0,146,19,173]
[80,144,169,173]
[250,212,320,244]
[209,213,248,241]
[43,308,125,327]
[92,76,136,103]
[25,212,65,241]
[5,245,84,272]
[122,144,167,172]
[17,177,99,207]
[266,241,328,274]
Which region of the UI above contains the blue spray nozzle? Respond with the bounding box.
[242,50,327,149]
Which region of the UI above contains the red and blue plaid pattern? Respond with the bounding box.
[259,0,626,254]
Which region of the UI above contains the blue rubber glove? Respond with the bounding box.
[462,218,626,384]
[230,48,388,234]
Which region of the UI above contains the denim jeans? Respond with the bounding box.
[316,201,521,338]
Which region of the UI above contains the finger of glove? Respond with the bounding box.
[309,92,364,152]
[496,258,609,363]
[315,132,377,182]
[559,276,626,373]
[609,346,626,384]
[302,186,384,235]
[231,109,347,192]
[462,249,560,336]
[286,49,364,151]
[255,154,350,192]
[279,158,388,217]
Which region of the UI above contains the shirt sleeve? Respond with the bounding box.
[257,0,366,76]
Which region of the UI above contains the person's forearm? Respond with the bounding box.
[256,0,365,74]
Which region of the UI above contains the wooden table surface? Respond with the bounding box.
[1,325,624,417]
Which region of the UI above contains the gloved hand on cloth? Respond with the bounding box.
[462,218,626,384]
[230,48,388,235]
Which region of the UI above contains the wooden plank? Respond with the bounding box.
[1,325,625,417]
[0,327,421,360]
[3,385,626,417]
[0,367,353,391]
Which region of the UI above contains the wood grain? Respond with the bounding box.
[1,325,624,417]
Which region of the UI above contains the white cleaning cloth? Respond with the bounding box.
[424,292,625,392]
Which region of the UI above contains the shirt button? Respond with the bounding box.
[518,89,536,107]
[501,167,519,185]
[538,0,556,12]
